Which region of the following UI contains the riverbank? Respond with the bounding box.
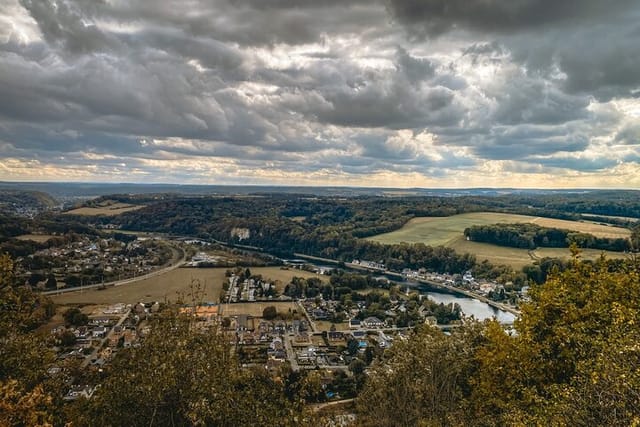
[413,279,520,316]
[292,252,520,317]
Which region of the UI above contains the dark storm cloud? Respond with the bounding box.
[1,0,639,184]
[274,50,462,129]
[77,0,387,48]
[473,125,589,160]
[395,46,435,84]
[388,0,640,100]
[386,0,635,37]
[487,74,591,125]
[615,123,640,146]
[506,21,640,100]
[19,0,119,54]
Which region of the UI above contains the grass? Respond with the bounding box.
[448,235,628,269]
[367,212,630,246]
[15,234,56,243]
[51,266,327,306]
[581,213,639,222]
[366,212,631,269]
[64,201,144,216]
[315,320,347,332]
[220,301,298,317]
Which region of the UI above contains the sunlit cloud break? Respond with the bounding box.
[1,0,639,187]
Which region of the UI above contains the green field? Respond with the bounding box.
[16,234,56,243]
[51,266,327,306]
[447,235,627,269]
[367,212,631,268]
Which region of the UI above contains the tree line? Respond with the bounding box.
[357,254,640,426]
[464,222,631,251]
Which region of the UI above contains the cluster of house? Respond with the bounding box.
[18,237,169,289]
[184,251,220,267]
[301,294,437,330]
[301,298,340,322]
[402,268,505,296]
[50,303,154,401]
[348,317,385,329]
[224,274,277,302]
[232,317,310,345]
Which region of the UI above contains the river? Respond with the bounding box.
[423,290,517,324]
[174,241,519,324]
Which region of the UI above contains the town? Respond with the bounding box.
[34,239,524,405]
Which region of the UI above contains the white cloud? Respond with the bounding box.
[0,0,638,187]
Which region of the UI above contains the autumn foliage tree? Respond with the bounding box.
[357,252,640,426]
[0,254,58,426]
[80,309,307,426]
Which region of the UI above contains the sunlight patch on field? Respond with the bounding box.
[15,234,56,242]
[64,204,144,216]
[366,212,631,268]
[448,235,628,269]
[220,302,297,317]
[366,212,631,246]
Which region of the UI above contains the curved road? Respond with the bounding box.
[43,246,186,296]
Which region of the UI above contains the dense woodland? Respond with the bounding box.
[465,222,631,251]
[3,252,640,425]
[98,193,639,286]
[3,190,640,289]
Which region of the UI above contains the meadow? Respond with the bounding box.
[15,234,56,242]
[51,266,327,306]
[447,236,627,269]
[367,212,631,268]
[64,201,144,216]
[220,301,298,317]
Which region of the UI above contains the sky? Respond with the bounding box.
[1,0,639,188]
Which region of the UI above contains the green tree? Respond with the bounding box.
[471,254,640,425]
[631,224,640,251]
[0,254,58,425]
[84,310,305,426]
[356,324,485,426]
[45,273,57,289]
[356,254,640,426]
[262,305,278,320]
[348,358,366,375]
[63,308,88,327]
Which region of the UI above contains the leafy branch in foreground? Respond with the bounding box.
[357,254,640,426]
[80,310,307,427]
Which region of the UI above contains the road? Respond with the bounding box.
[43,246,186,296]
[311,398,356,412]
[283,333,300,371]
[291,253,520,316]
[414,279,521,316]
[81,308,131,368]
[296,300,318,333]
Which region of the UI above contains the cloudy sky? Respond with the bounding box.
[1,0,639,188]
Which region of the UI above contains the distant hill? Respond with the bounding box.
[0,189,57,214]
[1,181,640,198]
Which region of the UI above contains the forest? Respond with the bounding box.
[2,190,640,288]
[464,222,631,251]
